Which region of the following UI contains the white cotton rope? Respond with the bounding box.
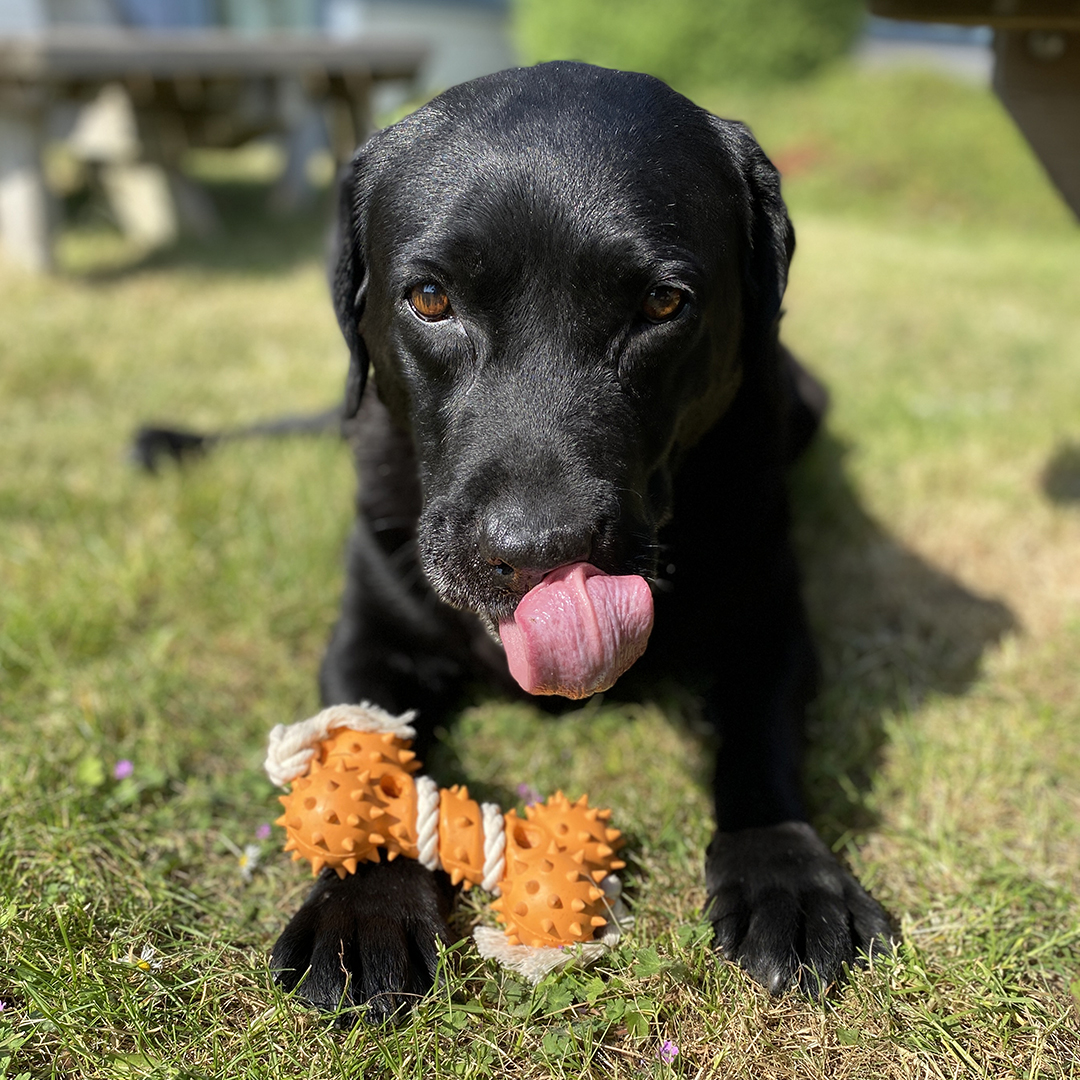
[480,802,507,893]
[266,704,624,979]
[414,776,441,871]
[264,702,416,788]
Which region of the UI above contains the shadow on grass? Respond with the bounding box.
[791,432,1016,840]
[425,429,1016,850]
[1041,441,1080,504]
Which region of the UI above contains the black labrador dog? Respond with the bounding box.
[269,60,892,1018]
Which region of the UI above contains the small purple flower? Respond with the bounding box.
[255,823,272,841]
[113,760,134,781]
[516,782,542,806]
[0,1000,7,1011]
[658,1040,679,1064]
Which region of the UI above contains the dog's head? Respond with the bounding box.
[332,62,793,691]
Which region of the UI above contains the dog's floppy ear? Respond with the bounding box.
[331,153,372,420]
[712,118,795,336]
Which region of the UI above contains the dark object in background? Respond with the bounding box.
[130,408,343,472]
[1042,441,1080,503]
[130,426,211,472]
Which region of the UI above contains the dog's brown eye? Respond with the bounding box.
[409,283,451,321]
[642,286,685,322]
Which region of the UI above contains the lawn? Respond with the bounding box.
[1,65,1078,1078]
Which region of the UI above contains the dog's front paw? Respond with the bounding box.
[271,859,455,1024]
[705,821,893,995]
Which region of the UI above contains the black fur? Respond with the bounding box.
[271,61,892,1017]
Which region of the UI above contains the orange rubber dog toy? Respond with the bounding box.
[265,704,628,967]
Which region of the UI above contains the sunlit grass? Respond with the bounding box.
[703,62,1075,232]
[1,67,1079,1078]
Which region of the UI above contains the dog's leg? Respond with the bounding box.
[319,390,496,747]
[662,376,892,995]
[318,516,476,751]
[700,540,892,995]
[271,860,458,1025]
[780,344,830,465]
[273,390,490,1022]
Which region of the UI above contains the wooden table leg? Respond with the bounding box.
[993,29,1080,220]
[0,107,53,272]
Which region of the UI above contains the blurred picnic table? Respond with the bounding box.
[0,26,426,270]
[870,0,1080,219]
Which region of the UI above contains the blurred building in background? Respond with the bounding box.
[0,0,513,93]
[323,0,512,96]
[857,15,994,82]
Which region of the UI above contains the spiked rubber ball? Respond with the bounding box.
[266,704,629,971]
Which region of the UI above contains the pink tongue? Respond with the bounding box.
[498,562,654,699]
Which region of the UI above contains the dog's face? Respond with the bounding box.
[333,63,793,633]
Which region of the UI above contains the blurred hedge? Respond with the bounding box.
[513,0,866,91]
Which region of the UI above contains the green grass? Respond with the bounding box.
[2,67,1080,1078]
[702,62,1076,232]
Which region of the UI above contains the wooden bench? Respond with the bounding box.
[870,1,1080,218]
[0,29,426,269]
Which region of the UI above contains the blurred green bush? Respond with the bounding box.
[513,0,865,91]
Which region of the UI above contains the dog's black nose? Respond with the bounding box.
[479,504,595,585]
